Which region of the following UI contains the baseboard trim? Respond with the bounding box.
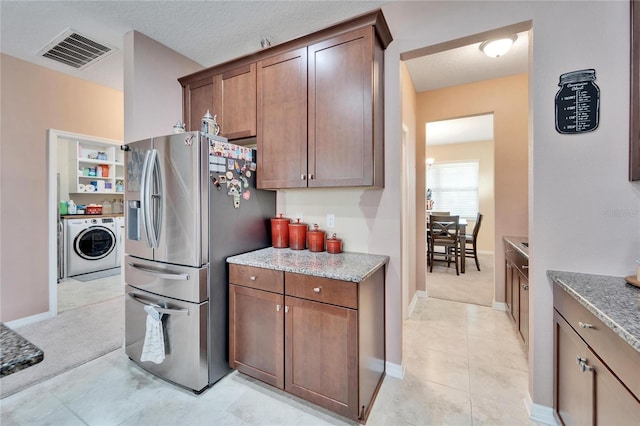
[417,290,427,299]
[6,310,55,329]
[408,290,428,317]
[525,393,558,425]
[385,360,405,379]
[492,301,508,311]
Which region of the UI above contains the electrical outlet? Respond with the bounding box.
[326,213,335,228]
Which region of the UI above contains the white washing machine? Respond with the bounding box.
[65,217,118,277]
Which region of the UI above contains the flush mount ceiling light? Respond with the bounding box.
[479,35,517,58]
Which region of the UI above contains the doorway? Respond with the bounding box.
[424,114,495,306]
[400,21,531,314]
[47,129,125,315]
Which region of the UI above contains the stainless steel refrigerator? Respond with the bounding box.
[123,131,275,393]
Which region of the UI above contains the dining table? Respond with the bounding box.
[426,216,468,273]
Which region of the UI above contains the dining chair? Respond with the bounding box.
[428,215,460,275]
[426,212,450,266]
[463,212,483,271]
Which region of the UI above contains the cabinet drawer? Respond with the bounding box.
[554,286,640,399]
[229,264,284,294]
[285,273,357,309]
[505,244,528,278]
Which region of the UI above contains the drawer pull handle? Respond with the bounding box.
[576,356,586,366]
[313,287,321,293]
[249,276,256,281]
[578,359,594,373]
[578,321,593,329]
[522,265,529,269]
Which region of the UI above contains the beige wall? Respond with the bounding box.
[123,31,202,143]
[383,0,638,416]
[415,74,528,302]
[400,62,418,311]
[0,54,124,322]
[425,139,495,254]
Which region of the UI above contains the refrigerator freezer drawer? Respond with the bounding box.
[125,255,207,303]
[125,286,209,392]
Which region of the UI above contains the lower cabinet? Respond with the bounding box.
[554,287,640,425]
[504,239,529,350]
[228,263,385,422]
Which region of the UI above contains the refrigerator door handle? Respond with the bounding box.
[128,262,190,280]
[127,292,190,316]
[140,149,154,248]
[146,149,163,249]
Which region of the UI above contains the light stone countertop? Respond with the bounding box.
[227,247,389,283]
[503,236,528,258]
[548,270,640,352]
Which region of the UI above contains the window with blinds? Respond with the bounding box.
[426,160,479,219]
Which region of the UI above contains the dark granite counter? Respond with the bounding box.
[548,271,640,352]
[227,247,389,283]
[0,323,44,377]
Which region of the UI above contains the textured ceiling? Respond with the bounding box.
[0,0,386,90]
[405,30,529,93]
[1,1,528,94]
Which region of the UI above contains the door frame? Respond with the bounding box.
[47,129,122,319]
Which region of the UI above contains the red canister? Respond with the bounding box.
[271,213,291,248]
[326,233,343,254]
[288,219,307,250]
[307,224,326,252]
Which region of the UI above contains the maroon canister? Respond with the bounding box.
[288,219,307,250]
[326,233,343,254]
[307,224,326,252]
[271,213,291,248]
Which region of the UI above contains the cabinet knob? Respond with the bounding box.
[276,304,281,312]
[578,358,594,373]
[578,321,593,329]
[313,287,321,293]
[301,174,307,180]
[308,174,314,180]
[521,284,529,290]
[522,265,529,269]
[285,306,289,313]
[249,276,256,281]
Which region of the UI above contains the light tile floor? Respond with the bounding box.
[1,297,538,425]
[58,271,124,313]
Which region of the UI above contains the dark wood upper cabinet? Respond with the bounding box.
[631,0,640,180]
[214,63,257,140]
[257,48,308,188]
[179,9,392,188]
[308,27,381,188]
[181,76,214,133]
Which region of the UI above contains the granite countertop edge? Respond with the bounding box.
[503,236,529,258]
[227,247,389,283]
[547,270,640,353]
[0,323,44,377]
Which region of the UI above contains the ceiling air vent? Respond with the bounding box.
[38,29,115,69]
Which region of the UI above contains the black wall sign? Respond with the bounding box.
[555,69,600,134]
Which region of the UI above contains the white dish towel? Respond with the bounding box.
[140,304,165,364]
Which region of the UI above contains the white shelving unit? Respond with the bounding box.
[67,139,124,195]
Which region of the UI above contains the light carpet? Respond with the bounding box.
[426,253,495,306]
[0,295,124,399]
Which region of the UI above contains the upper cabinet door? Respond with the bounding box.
[214,63,257,140]
[183,77,214,133]
[308,27,380,188]
[257,48,308,189]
